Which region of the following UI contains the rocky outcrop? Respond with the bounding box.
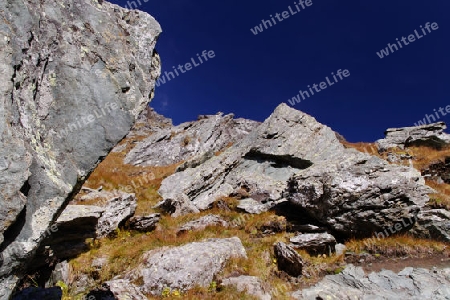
[292,264,450,299]
[274,242,304,277]
[221,276,271,300]
[376,122,450,151]
[411,209,450,242]
[128,237,247,295]
[289,233,336,255]
[124,112,259,166]
[157,104,432,238]
[421,157,450,184]
[0,0,161,295]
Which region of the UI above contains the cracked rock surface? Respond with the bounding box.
[0,0,161,296]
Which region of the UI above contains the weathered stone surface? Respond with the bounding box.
[125,112,259,166]
[128,214,160,232]
[410,209,450,242]
[376,122,450,151]
[289,233,336,254]
[421,157,450,184]
[292,264,450,299]
[274,242,304,277]
[130,237,247,295]
[158,104,432,239]
[177,214,228,234]
[96,192,137,237]
[106,279,147,300]
[221,276,271,300]
[0,0,161,295]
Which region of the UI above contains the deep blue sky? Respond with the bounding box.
[110,0,449,142]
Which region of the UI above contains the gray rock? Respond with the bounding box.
[335,243,347,256]
[177,214,228,234]
[221,276,271,300]
[376,122,450,152]
[410,209,450,242]
[96,192,137,237]
[130,237,247,295]
[128,214,161,232]
[292,264,450,300]
[46,261,71,288]
[289,233,336,254]
[106,279,146,300]
[158,104,432,240]
[125,112,259,167]
[274,242,304,277]
[0,0,161,295]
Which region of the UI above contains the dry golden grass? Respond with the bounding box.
[346,234,449,257]
[341,141,380,157]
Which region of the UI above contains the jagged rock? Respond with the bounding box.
[221,276,271,300]
[158,104,432,238]
[0,0,161,294]
[289,233,336,254]
[237,198,288,214]
[11,287,62,300]
[128,214,161,232]
[421,157,450,183]
[124,112,259,166]
[156,194,200,217]
[376,122,450,151]
[129,237,247,295]
[106,279,146,300]
[177,214,228,234]
[410,209,450,242]
[273,242,304,277]
[292,264,450,299]
[176,150,214,172]
[46,261,71,288]
[96,192,137,237]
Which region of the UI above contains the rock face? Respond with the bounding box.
[292,264,450,299]
[273,242,304,277]
[128,214,161,232]
[158,104,432,238]
[130,237,247,295]
[0,0,161,294]
[411,209,450,242]
[421,157,450,184]
[376,122,450,151]
[124,112,259,166]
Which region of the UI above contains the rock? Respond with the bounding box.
[221,276,271,300]
[289,233,336,255]
[335,244,347,256]
[421,157,450,184]
[177,214,228,234]
[273,242,304,277]
[292,264,450,299]
[96,192,137,237]
[106,279,147,300]
[158,104,432,239]
[11,287,62,300]
[0,0,161,294]
[125,112,259,167]
[130,237,247,295]
[128,214,161,232]
[376,122,450,152]
[46,261,71,288]
[410,209,450,242]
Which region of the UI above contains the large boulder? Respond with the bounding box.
[128,237,247,295]
[124,112,259,166]
[157,104,432,239]
[292,264,450,299]
[273,242,304,277]
[0,0,161,295]
[376,122,450,151]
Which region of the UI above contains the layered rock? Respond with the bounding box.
[0,0,161,295]
[273,242,304,277]
[124,112,259,166]
[127,237,247,295]
[292,264,450,299]
[158,104,432,238]
[221,276,271,300]
[289,233,336,254]
[376,122,450,151]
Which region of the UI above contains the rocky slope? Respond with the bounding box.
[0,0,161,297]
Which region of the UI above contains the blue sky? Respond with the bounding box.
[110,0,450,142]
